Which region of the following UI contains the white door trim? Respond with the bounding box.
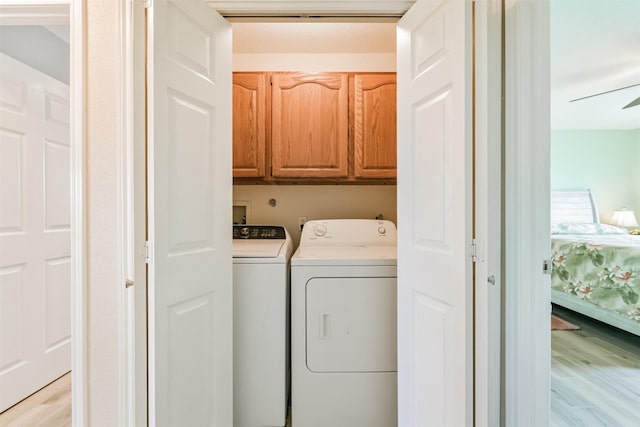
[121,0,501,425]
[69,0,87,425]
[473,1,502,426]
[128,1,148,426]
[118,0,138,425]
[504,1,551,426]
[0,2,69,25]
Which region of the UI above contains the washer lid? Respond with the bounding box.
[233,239,287,258]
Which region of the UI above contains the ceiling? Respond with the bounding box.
[551,0,640,129]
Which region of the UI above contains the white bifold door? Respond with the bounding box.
[143,0,474,425]
[397,0,474,425]
[146,0,233,426]
[0,53,71,412]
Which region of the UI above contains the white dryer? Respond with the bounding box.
[233,225,293,427]
[291,219,397,427]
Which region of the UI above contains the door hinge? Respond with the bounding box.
[471,239,476,262]
[542,259,552,275]
[471,239,482,262]
[145,240,153,264]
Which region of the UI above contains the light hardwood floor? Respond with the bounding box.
[0,372,71,427]
[2,313,637,427]
[551,305,640,427]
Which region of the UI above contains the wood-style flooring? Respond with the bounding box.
[551,305,640,427]
[2,312,637,427]
[0,372,71,427]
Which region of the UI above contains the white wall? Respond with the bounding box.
[234,52,396,72]
[551,129,640,223]
[86,0,123,424]
[235,185,397,246]
[232,22,398,246]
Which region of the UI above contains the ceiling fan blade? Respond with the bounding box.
[569,83,640,103]
[622,96,640,109]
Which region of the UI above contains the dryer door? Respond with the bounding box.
[306,277,397,372]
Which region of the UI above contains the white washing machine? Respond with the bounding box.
[233,225,293,427]
[291,219,397,427]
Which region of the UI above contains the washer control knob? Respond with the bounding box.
[314,224,327,237]
[240,227,250,236]
[378,226,386,235]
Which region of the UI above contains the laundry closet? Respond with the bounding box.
[230,21,398,246]
[230,20,400,427]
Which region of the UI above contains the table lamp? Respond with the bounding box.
[611,207,639,235]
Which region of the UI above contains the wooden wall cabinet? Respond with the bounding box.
[353,74,397,178]
[271,72,349,178]
[232,72,396,183]
[232,73,266,177]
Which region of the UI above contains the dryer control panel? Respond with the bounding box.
[233,225,287,240]
[299,219,397,246]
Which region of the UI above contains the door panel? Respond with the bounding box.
[397,0,473,425]
[0,53,70,412]
[147,0,232,425]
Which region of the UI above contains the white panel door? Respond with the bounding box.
[147,1,232,426]
[397,0,473,426]
[0,53,70,412]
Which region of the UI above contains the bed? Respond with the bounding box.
[550,190,640,336]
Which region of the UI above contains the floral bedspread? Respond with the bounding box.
[551,230,640,325]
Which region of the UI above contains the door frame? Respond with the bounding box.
[128,0,501,425]
[0,2,69,25]
[473,1,503,426]
[0,1,88,425]
[69,1,88,424]
[503,1,551,426]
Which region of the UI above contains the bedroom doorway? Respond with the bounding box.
[548,0,640,424]
[0,24,72,415]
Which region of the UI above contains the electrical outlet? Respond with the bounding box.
[298,216,308,226]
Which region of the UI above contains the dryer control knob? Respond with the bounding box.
[314,224,327,237]
[240,227,249,236]
[378,226,386,235]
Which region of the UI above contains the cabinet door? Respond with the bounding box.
[271,73,348,178]
[233,73,266,177]
[354,74,397,178]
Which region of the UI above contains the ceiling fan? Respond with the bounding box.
[570,83,640,109]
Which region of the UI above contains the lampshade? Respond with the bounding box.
[611,208,639,228]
